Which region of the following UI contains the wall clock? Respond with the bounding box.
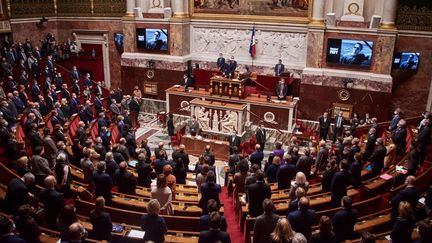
[152,0,161,8]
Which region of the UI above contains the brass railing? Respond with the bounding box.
[9,0,125,18]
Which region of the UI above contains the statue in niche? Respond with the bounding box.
[212,110,219,131]
[221,110,238,133]
[197,107,210,130]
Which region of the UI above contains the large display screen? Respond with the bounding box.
[326,39,374,67]
[392,52,420,71]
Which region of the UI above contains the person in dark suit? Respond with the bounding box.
[30,80,41,101]
[224,56,237,78]
[276,157,297,189]
[288,197,316,240]
[407,142,421,176]
[332,196,358,242]
[255,123,266,151]
[390,201,416,243]
[249,144,264,168]
[198,212,231,243]
[392,119,407,156]
[319,112,331,141]
[253,198,279,243]
[4,173,35,215]
[247,170,271,217]
[296,148,314,179]
[417,119,431,166]
[141,199,168,243]
[390,176,419,222]
[368,138,387,177]
[202,145,216,166]
[228,130,240,155]
[199,199,227,232]
[389,108,401,131]
[199,171,221,213]
[333,112,345,143]
[274,59,285,76]
[275,78,289,100]
[350,153,363,189]
[92,161,113,204]
[0,216,26,243]
[176,144,190,170]
[330,159,351,207]
[135,153,153,188]
[216,53,225,70]
[348,138,361,164]
[167,112,175,137]
[310,216,337,243]
[89,197,112,242]
[70,66,80,81]
[363,127,377,161]
[39,175,64,229]
[113,162,137,195]
[315,140,329,172]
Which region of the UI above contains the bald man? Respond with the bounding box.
[39,175,64,228]
[154,141,167,160]
[68,222,87,242]
[202,145,215,166]
[390,176,419,222]
[113,162,137,195]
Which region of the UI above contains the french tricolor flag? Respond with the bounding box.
[249,26,256,58]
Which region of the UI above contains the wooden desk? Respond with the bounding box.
[167,86,298,131]
[210,76,246,98]
[181,135,229,161]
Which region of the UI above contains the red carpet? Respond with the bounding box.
[220,187,244,243]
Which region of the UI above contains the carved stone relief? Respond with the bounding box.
[192,27,307,67]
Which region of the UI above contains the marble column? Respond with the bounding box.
[125,0,135,17]
[172,0,188,18]
[381,0,398,29]
[310,0,325,26]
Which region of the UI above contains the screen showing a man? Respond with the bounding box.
[339,41,372,66]
[145,29,168,51]
[399,53,419,70]
[114,33,124,50]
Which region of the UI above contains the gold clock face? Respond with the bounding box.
[348,2,360,15]
[338,89,350,101]
[147,69,155,79]
[153,0,161,7]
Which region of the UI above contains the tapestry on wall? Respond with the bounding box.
[397,0,432,31]
[193,0,309,17]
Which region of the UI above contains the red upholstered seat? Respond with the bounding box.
[90,122,99,141]
[111,125,119,144]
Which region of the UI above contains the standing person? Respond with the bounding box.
[407,141,421,176]
[333,112,344,143]
[247,170,271,217]
[92,161,113,204]
[135,153,152,187]
[390,176,419,222]
[167,112,175,137]
[4,172,35,215]
[151,175,173,215]
[199,171,221,214]
[310,216,337,243]
[389,108,401,131]
[288,197,316,241]
[417,119,431,166]
[216,53,225,71]
[140,199,168,243]
[256,123,267,151]
[199,199,228,232]
[253,199,279,243]
[89,197,112,242]
[274,59,285,76]
[319,112,331,141]
[390,201,416,243]
[0,216,26,243]
[39,176,64,229]
[275,78,289,100]
[229,130,240,155]
[289,172,309,200]
[330,160,351,207]
[198,212,231,243]
[250,144,264,168]
[14,204,41,243]
[332,196,358,242]
[368,138,387,177]
[270,218,297,243]
[392,119,407,156]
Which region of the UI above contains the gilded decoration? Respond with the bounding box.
[396,1,432,31]
[9,0,125,18]
[57,0,92,17]
[191,0,312,23]
[10,0,55,18]
[93,0,125,17]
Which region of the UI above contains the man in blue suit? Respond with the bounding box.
[274,59,285,76]
[330,159,351,207]
[288,197,316,241]
[332,196,358,242]
[70,65,80,80]
[389,108,401,131]
[249,144,264,168]
[216,53,225,71]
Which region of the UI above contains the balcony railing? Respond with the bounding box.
[9,0,126,18]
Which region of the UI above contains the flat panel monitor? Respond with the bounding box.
[326,39,374,67]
